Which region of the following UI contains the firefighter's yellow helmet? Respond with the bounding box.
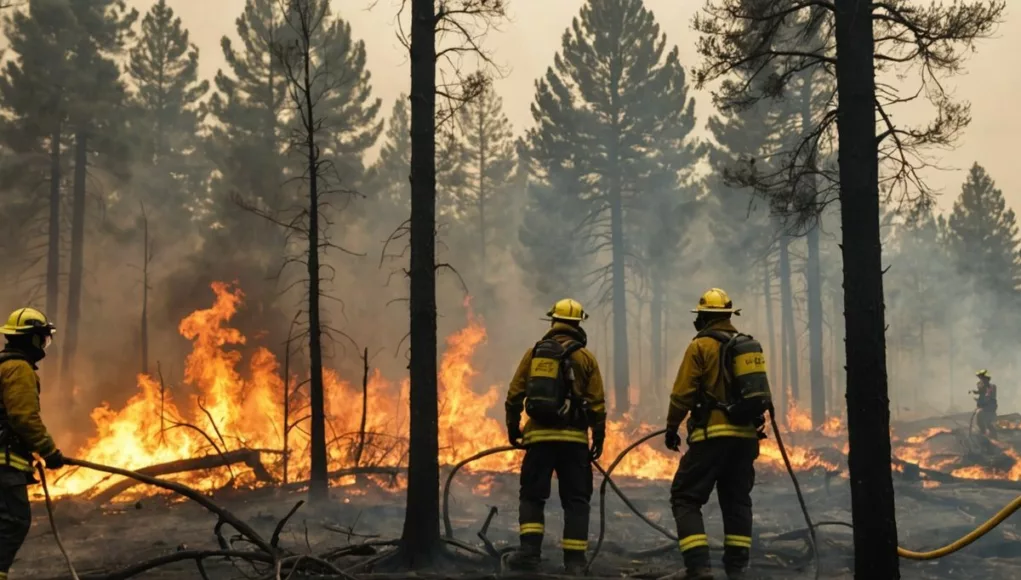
[691,288,741,315]
[977,369,990,378]
[547,298,588,322]
[0,307,56,336]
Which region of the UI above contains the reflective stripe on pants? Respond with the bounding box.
[518,441,593,553]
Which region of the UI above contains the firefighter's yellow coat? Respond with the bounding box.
[667,319,759,442]
[0,356,57,472]
[506,323,606,445]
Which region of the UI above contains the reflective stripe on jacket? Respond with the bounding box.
[667,320,758,443]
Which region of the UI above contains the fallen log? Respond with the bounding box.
[893,457,1021,491]
[89,449,273,504]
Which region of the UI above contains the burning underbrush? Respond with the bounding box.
[38,282,1021,504]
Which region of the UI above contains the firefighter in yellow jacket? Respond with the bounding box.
[0,307,64,579]
[659,289,762,580]
[505,298,606,575]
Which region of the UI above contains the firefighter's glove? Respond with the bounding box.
[43,450,66,470]
[507,422,525,449]
[590,425,605,461]
[665,429,682,452]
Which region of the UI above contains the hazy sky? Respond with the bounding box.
[134,0,1018,213]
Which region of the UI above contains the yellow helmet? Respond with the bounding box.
[977,369,990,378]
[547,298,588,322]
[0,307,56,336]
[691,288,741,315]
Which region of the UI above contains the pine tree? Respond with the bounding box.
[128,0,209,221]
[206,0,289,240]
[448,85,516,288]
[310,13,381,189]
[946,163,1021,351]
[369,94,465,220]
[523,0,701,412]
[371,98,411,210]
[60,0,138,396]
[0,0,79,323]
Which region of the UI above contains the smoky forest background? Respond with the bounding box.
[0,0,1011,511]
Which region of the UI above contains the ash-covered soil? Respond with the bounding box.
[17,459,1021,580]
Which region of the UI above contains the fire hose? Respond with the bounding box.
[440,417,820,574]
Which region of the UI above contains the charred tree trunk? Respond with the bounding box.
[402,0,442,566]
[46,126,61,325]
[303,48,328,507]
[778,232,799,402]
[834,0,899,576]
[60,130,87,400]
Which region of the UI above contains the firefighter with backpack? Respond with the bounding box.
[504,298,606,575]
[659,288,772,580]
[0,307,64,580]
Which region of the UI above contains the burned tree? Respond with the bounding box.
[236,0,378,503]
[400,0,505,568]
[694,0,1005,577]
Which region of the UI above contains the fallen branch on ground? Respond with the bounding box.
[66,457,274,554]
[89,449,274,504]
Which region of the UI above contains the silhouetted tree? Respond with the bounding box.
[695,0,1005,576]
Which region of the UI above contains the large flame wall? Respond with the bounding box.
[48,282,837,498]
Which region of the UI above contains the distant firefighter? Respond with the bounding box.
[659,288,772,580]
[0,308,64,580]
[504,298,606,575]
[973,369,998,439]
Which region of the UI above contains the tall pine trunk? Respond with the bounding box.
[401,0,441,566]
[763,259,781,415]
[802,65,825,428]
[477,101,487,277]
[779,232,799,402]
[651,271,664,397]
[609,167,630,413]
[806,225,825,426]
[140,207,150,375]
[61,130,87,401]
[834,0,899,575]
[46,126,61,325]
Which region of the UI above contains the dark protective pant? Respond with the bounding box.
[0,467,31,578]
[977,407,998,438]
[518,441,593,562]
[670,437,759,573]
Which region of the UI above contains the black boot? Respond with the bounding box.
[725,568,747,580]
[505,535,541,572]
[564,550,587,576]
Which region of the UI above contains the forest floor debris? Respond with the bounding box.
[19,416,1021,579]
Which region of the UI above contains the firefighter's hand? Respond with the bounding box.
[43,450,66,470]
[590,426,605,461]
[507,423,525,449]
[665,429,682,452]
